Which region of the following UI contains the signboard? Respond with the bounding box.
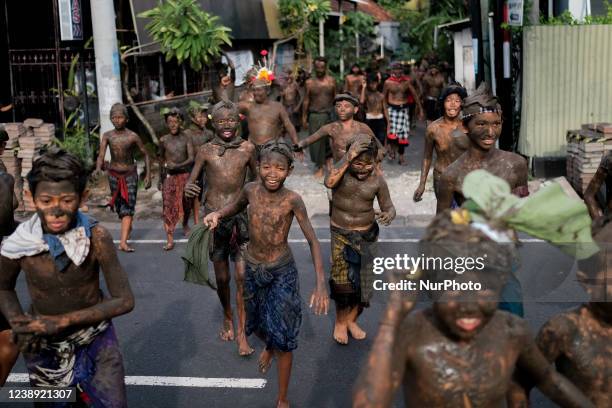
[508,0,524,26]
[58,0,83,41]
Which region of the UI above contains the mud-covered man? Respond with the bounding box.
[344,64,365,98]
[95,103,152,253]
[0,127,19,386]
[296,94,380,165]
[302,57,337,178]
[437,83,529,213]
[531,219,612,407]
[414,84,469,202]
[212,55,236,104]
[0,147,134,406]
[184,101,258,356]
[203,141,328,408]
[383,62,424,165]
[422,64,446,124]
[158,107,194,250]
[239,78,301,154]
[353,210,595,408]
[280,69,303,132]
[360,73,389,148]
[324,135,395,345]
[185,101,214,225]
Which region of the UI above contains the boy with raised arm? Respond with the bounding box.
[0,147,134,406]
[204,141,328,408]
[325,134,395,344]
[184,101,258,356]
[95,103,152,252]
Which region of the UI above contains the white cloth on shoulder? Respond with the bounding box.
[0,214,91,266]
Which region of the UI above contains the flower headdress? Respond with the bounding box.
[251,50,275,87]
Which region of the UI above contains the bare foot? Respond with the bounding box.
[398,155,407,166]
[183,225,191,237]
[276,399,290,408]
[347,322,367,340]
[258,349,273,373]
[219,319,235,341]
[163,242,175,251]
[333,321,349,345]
[313,168,324,179]
[118,243,135,253]
[237,334,254,356]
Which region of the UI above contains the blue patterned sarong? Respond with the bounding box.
[23,321,127,408]
[244,251,302,352]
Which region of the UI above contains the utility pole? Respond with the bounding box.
[90,0,122,136]
[469,0,485,86]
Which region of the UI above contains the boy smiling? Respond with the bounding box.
[0,147,134,407]
[203,141,328,408]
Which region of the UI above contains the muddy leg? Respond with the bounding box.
[214,260,234,341]
[275,350,293,408]
[234,260,253,356]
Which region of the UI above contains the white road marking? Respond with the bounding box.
[6,374,266,389]
[116,238,545,244]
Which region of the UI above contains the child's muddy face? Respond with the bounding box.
[166,115,181,135]
[433,289,498,341]
[350,153,374,180]
[335,100,357,121]
[111,112,128,130]
[193,112,208,129]
[33,180,81,234]
[259,153,292,192]
[213,110,239,141]
[443,94,462,119]
[467,112,502,151]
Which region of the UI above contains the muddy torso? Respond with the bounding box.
[345,74,364,97]
[385,79,412,105]
[246,101,286,145]
[105,130,141,173]
[160,132,192,169]
[185,127,213,150]
[281,83,300,107]
[307,76,336,113]
[201,141,254,210]
[245,184,295,262]
[402,311,525,407]
[325,121,375,162]
[365,91,385,115]
[331,173,379,230]
[428,119,469,173]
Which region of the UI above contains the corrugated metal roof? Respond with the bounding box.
[518,25,612,158]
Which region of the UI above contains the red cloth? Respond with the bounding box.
[512,185,530,198]
[162,172,190,233]
[107,168,136,208]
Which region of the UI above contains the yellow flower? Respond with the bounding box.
[450,209,471,225]
[308,4,318,12]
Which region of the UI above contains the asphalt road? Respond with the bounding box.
[5,222,586,408]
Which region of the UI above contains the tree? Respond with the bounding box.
[274,0,331,62]
[121,0,232,145]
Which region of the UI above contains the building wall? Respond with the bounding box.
[452,28,475,94]
[518,24,612,158]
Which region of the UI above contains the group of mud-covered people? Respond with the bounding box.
[0,53,609,408]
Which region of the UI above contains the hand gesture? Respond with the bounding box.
[202,212,221,230]
[309,284,329,315]
[184,182,201,198]
[375,210,394,226]
[11,314,66,337]
[413,185,425,202]
[386,270,417,320]
[347,138,371,162]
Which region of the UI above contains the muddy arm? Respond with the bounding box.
[518,329,594,408]
[58,227,135,329]
[0,256,25,323]
[134,133,152,183]
[417,127,435,189]
[217,185,249,219]
[95,132,109,172]
[324,154,351,189]
[279,106,299,145]
[297,125,328,150]
[376,177,396,225]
